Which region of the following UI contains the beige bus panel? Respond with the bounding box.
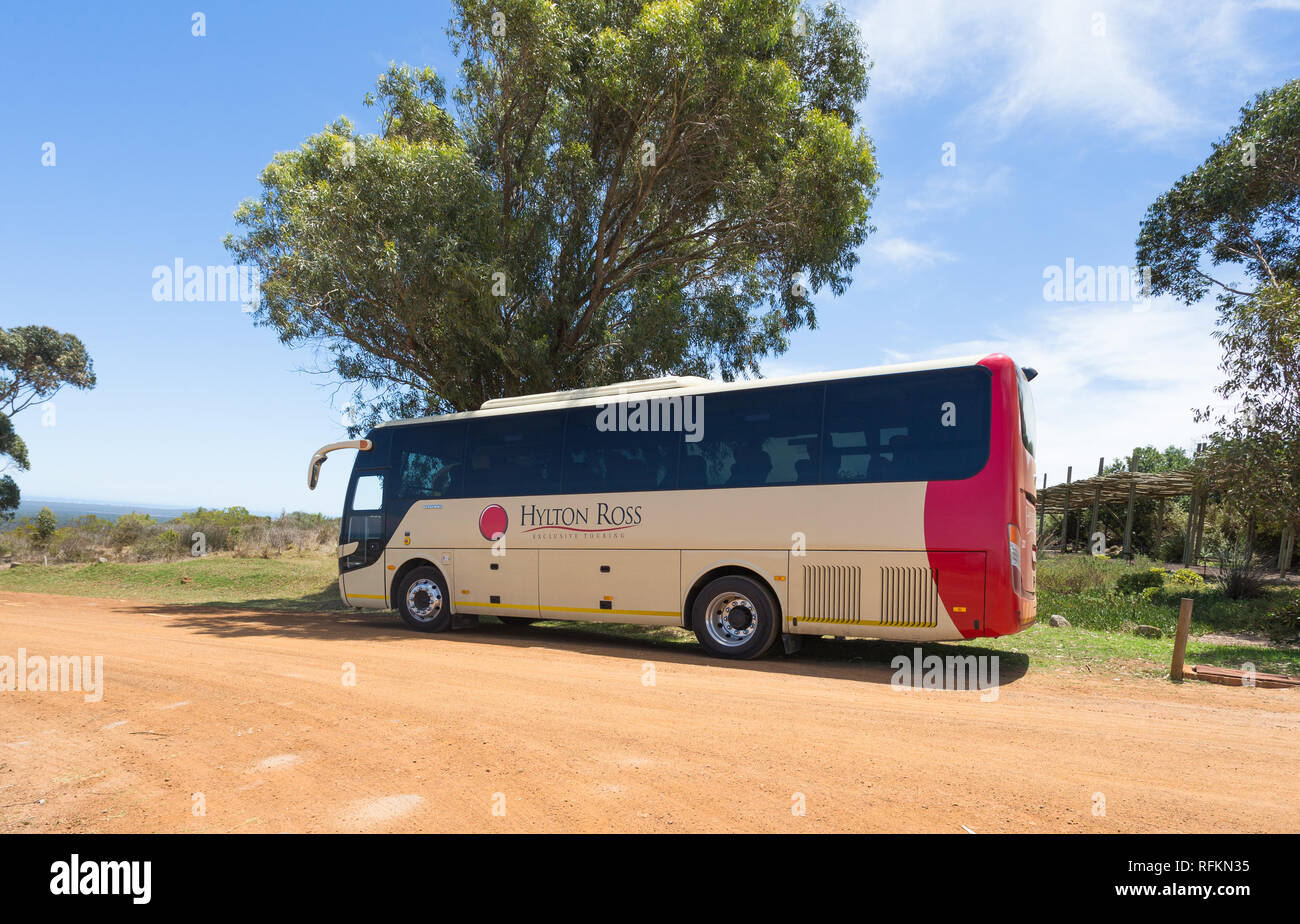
[679,549,791,629]
[385,482,929,553]
[787,551,965,641]
[342,557,389,608]
[385,547,457,595]
[538,550,680,624]
[453,548,539,618]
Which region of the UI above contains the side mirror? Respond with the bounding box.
[307,439,373,490]
[1022,366,1038,382]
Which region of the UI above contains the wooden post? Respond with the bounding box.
[1170,597,1194,682]
[1183,491,1199,566]
[1122,454,1137,559]
[1156,497,1166,562]
[1193,498,1207,565]
[1060,466,1073,552]
[1280,525,1295,579]
[1088,457,1104,552]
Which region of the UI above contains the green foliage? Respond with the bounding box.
[1198,282,1300,534]
[0,325,97,416]
[226,0,879,426]
[33,506,57,548]
[1104,445,1193,476]
[1137,78,1300,307]
[1137,79,1300,537]
[1116,568,1166,595]
[1170,568,1206,586]
[0,324,98,519]
[0,476,17,523]
[109,512,156,549]
[2,507,340,562]
[1037,555,1300,643]
[136,528,182,561]
[1035,554,1121,595]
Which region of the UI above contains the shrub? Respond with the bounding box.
[1222,567,1267,600]
[1170,568,1205,586]
[1116,568,1165,595]
[136,528,182,561]
[109,512,156,549]
[34,507,57,548]
[1036,555,1116,594]
[1158,531,1186,564]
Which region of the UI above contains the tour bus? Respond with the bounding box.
[308,353,1038,659]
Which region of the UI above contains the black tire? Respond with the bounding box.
[690,575,780,660]
[396,566,452,632]
[496,616,536,627]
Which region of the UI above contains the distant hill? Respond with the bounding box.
[10,497,198,525]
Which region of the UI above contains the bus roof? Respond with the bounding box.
[371,353,1000,430]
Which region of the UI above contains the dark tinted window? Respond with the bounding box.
[680,384,824,489]
[823,368,991,483]
[1017,366,1036,457]
[392,421,466,499]
[465,411,564,496]
[344,473,384,569]
[562,405,679,493]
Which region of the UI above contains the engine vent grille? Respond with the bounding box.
[801,565,861,624]
[878,566,940,627]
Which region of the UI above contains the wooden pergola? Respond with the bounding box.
[1035,459,1221,566]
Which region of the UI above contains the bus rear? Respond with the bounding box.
[921,354,1036,637]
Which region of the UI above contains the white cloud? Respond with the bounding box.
[903,165,1013,214]
[896,295,1225,481]
[854,0,1273,140]
[870,235,957,268]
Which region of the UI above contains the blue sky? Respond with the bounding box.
[3,0,1298,516]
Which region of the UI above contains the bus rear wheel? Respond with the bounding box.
[496,616,536,627]
[691,575,780,660]
[396,567,452,633]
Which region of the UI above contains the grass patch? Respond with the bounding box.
[1036,554,1300,640]
[0,552,344,612]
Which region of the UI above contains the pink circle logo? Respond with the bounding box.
[479,504,508,540]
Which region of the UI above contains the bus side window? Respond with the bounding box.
[466,411,564,497]
[561,406,678,494]
[681,383,823,489]
[824,370,991,483]
[394,422,466,499]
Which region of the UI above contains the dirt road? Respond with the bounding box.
[1,591,1297,832]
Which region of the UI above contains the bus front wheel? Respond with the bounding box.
[691,575,780,660]
[396,567,452,633]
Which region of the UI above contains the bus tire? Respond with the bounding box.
[691,575,780,660]
[396,566,452,633]
[496,616,536,627]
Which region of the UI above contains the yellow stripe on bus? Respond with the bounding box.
[346,593,387,600]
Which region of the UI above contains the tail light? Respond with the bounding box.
[1008,523,1024,596]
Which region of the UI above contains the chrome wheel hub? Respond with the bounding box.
[406,579,442,621]
[704,592,758,647]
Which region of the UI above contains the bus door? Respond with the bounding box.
[341,469,389,606]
